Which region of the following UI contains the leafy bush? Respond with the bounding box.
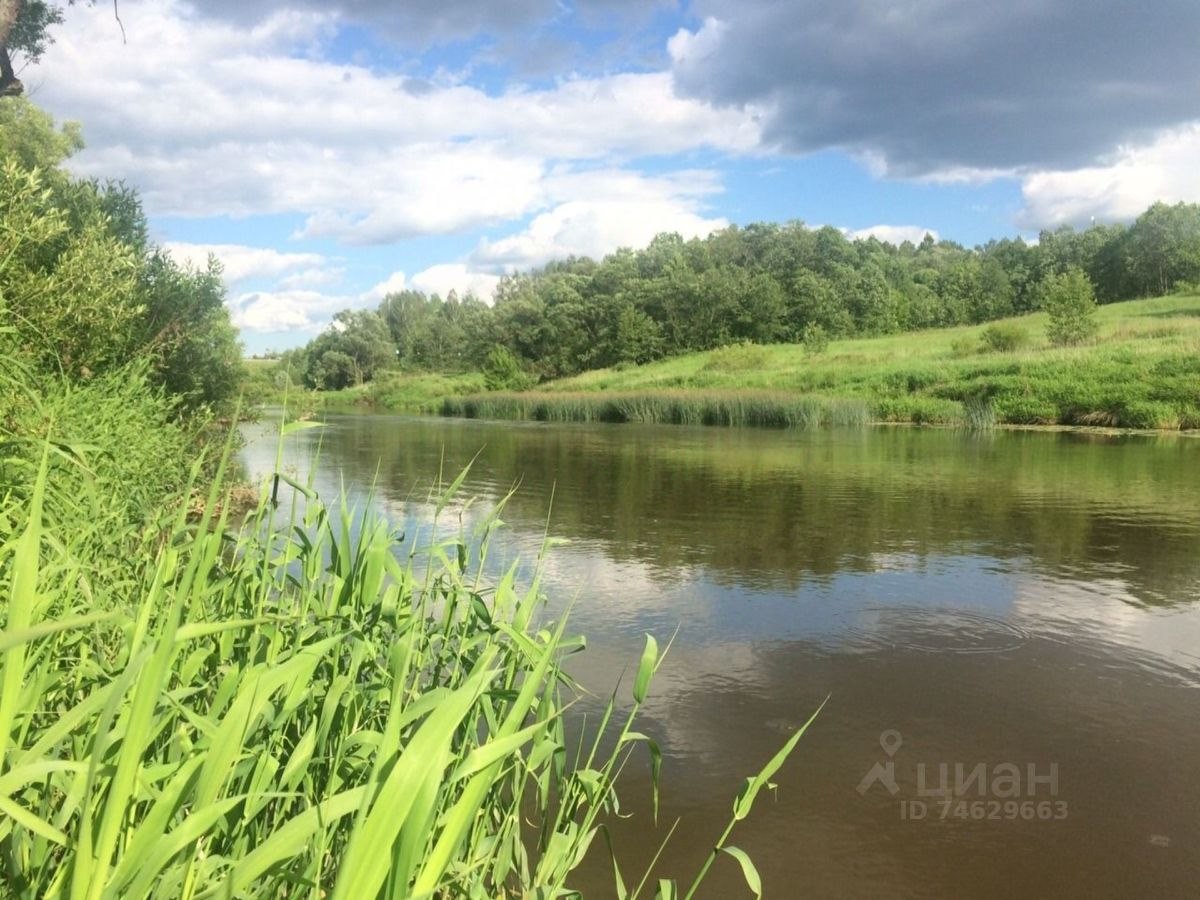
[950,336,978,357]
[702,341,769,373]
[1042,267,1099,346]
[313,350,358,390]
[802,322,830,354]
[483,345,534,391]
[980,322,1031,352]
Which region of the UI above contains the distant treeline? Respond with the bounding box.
[281,203,1200,390]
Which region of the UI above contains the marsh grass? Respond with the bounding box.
[0,416,820,898]
[442,391,871,430]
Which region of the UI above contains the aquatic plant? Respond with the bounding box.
[0,421,821,898]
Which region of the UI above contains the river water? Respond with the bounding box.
[241,414,1200,898]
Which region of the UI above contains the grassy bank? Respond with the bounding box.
[0,408,817,896]
[442,294,1200,430]
[243,361,484,417]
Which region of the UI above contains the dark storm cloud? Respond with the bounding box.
[672,0,1200,174]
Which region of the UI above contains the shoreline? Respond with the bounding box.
[260,397,1200,437]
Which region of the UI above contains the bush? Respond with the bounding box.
[1042,267,1099,346]
[802,323,830,354]
[950,336,977,357]
[980,322,1030,352]
[483,345,534,391]
[313,350,357,390]
[702,341,769,373]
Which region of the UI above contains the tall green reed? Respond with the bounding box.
[0,418,822,898]
[442,390,870,431]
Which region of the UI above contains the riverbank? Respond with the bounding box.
[447,293,1200,430]
[251,293,1200,431]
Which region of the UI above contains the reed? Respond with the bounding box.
[0,418,820,898]
[442,390,871,431]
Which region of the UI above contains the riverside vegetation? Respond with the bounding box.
[262,191,1200,432]
[1,96,820,896]
[0,419,821,897]
[275,292,1200,431]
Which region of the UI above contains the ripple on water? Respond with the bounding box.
[848,606,1030,655]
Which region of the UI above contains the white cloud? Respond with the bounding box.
[469,167,727,271]
[411,264,502,301]
[845,224,939,245]
[1018,123,1200,228]
[38,1,758,245]
[472,199,726,272]
[361,270,409,304]
[229,289,353,333]
[162,242,328,285]
[277,266,347,290]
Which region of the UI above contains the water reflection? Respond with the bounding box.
[241,414,1200,898]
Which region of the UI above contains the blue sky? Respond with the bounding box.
[30,0,1200,353]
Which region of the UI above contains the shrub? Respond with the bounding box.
[702,341,769,373]
[1042,267,1099,346]
[802,323,830,354]
[483,345,534,391]
[950,336,977,357]
[980,322,1031,352]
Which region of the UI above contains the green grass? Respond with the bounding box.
[244,364,485,417]
[0,413,820,898]
[443,391,871,429]
[459,294,1200,431]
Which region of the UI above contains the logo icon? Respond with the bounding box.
[857,729,903,795]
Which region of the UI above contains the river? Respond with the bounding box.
[241,414,1200,898]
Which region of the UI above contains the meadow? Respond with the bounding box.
[446,294,1200,430]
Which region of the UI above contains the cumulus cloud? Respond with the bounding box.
[670,0,1200,176]
[471,198,725,273]
[38,2,755,245]
[411,264,502,301]
[228,289,354,333]
[361,270,409,304]
[162,242,328,285]
[469,168,727,272]
[190,0,554,46]
[1018,124,1200,228]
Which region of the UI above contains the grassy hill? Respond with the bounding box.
[443,294,1200,430]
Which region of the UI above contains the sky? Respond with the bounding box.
[25,0,1200,353]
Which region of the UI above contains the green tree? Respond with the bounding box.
[303,309,393,387]
[613,304,663,364]
[1124,202,1200,296]
[482,345,532,391]
[0,160,141,377]
[1042,267,1099,346]
[312,350,357,390]
[136,251,242,410]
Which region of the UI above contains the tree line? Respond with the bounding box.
[280,201,1200,390]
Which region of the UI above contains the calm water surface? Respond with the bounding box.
[242,414,1200,898]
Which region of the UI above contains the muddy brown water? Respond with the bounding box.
[242,414,1200,898]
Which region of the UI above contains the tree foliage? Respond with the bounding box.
[1042,267,1099,346]
[289,201,1200,390]
[0,96,241,412]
